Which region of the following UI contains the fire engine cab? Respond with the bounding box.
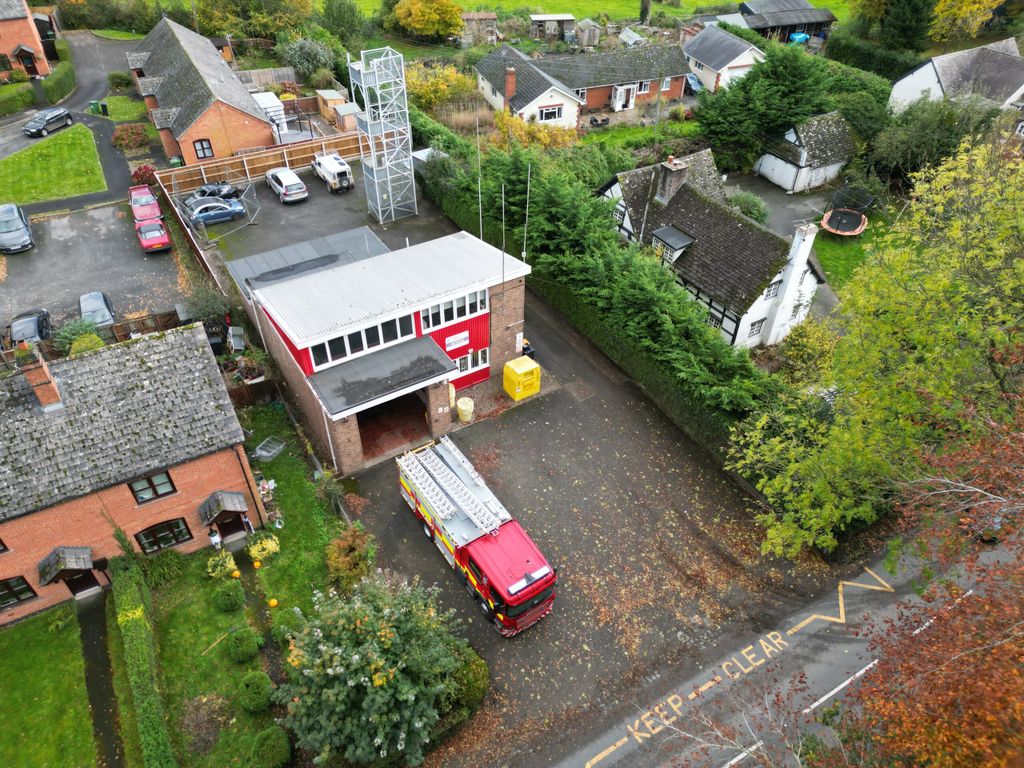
[397,436,556,637]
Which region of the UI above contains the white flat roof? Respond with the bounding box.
[531,13,575,20]
[253,231,531,346]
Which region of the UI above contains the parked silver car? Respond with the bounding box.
[0,203,33,254]
[265,167,308,204]
[79,291,115,328]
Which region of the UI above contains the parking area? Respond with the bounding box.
[211,161,458,263]
[353,294,836,768]
[0,204,187,328]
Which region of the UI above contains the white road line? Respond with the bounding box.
[912,588,974,636]
[720,741,763,767]
[802,660,878,714]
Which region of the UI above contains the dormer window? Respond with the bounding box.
[651,225,694,265]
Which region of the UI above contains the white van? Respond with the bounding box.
[312,152,355,193]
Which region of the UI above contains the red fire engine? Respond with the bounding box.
[397,436,556,637]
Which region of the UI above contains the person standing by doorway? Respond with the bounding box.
[209,528,222,550]
[242,514,255,534]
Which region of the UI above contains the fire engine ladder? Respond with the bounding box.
[418,449,505,535]
[439,436,513,523]
[397,454,458,522]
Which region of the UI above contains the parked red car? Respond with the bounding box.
[129,185,162,222]
[135,219,172,252]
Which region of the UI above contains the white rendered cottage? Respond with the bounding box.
[683,24,764,92]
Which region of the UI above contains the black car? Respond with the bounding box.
[9,309,52,344]
[23,107,73,138]
[185,182,242,205]
[0,203,33,254]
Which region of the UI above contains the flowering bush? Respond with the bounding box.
[130,164,158,186]
[112,123,149,150]
[325,523,376,595]
[206,550,237,579]
[245,531,280,563]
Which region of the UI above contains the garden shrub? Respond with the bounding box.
[226,627,259,663]
[206,550,237,579]
[54,318,98,355]
[110,559,177,768]
[43,60,76,104]
[248,726,290,768]
[434,643,490,737]
[269,623,292,646]
[238,671,273,712]
[108,70,133,89]
[309,67,335,89]
[245,530,280,563]
[409,103,472,155]
[8,69,29,83]
[325,523,376,594]
[130,164,158,185]
[112,122,149,150]
[0,83,36,117]
[55,38,72,63]
[186,283,229,325]
[212,580,245,612]
[825,31,922,82]
[69,333,105,356]
[140,549,186,588]
[729,191,769,225]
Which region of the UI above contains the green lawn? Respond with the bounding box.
[0,606,97,768]
[362,33,461,60]
[0,123,106,204]
[240,405,342,620]
[92,29,146,40]
[233,50,284,70]
[812,217,887,289]
[583,118,702,147]
[152,556,271,767]
[101,94,148,122]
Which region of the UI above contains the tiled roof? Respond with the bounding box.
[794,111,854,167]
[150,107,179,129]
[741,0,815,13]
[0,0,27,21]
[617,155,790,313]
[613,148,727,203]
[683,24,761,72]
[534,45,689,89]
[0,325,244,521]
[128,17,269,139]
[476,46,576,111]
[930,39,1024,104]
[136,76,164,97]
[743,7,836,29]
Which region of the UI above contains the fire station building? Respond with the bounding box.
[230,229,530,474]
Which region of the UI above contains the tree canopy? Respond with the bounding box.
[393,0,462,38]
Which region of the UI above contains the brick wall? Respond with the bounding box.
[488,276,526,378]
[426,382,452,437]
[328,416,364,475]
[582,76,685,110]
[0,12,51,76]
[157,127,179,161]
[178,102,274,165]
[0,446,258,626]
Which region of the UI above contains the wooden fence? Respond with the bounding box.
[154,132,366,194]
[282,96,319,116]
[237,66,297,89]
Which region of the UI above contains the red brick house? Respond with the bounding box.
[0,326,264,626]
[127,17,273,165]
[0,0,51,77]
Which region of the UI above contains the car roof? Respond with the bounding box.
[40,107,65,116]
[80,291,106,306]
[269,167,301,181]
[0,203,20,216]
[129,185,152,193]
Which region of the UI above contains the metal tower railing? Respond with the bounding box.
[348,47,418,225]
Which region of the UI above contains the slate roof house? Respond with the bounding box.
[476,45,689,127]
[600,150,822,347]
[753,111,855,193]
[739,0,836,41]
[127,17,274,165]
[683,24,764,92]
[0,326,264,626]
[888,38,1024,113]
[0,0,51,77]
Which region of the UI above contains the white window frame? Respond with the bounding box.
[574,88,587,101]
[764,280,782,298]
[538,105,563,122]
[309,313,417,372]
[420,289,489,333]
[661,76,672,91]
[455,347,490,375]
[638,80,651,94]
[748,319,766,337]
[694,61,704,71]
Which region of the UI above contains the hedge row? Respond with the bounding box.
[409,104,472,155]
[0,83,34,117]
[110,560,178,768]
[825,31,922,82]
[43,51,76,105]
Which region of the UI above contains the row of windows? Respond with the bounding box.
[420,290,488,331]
[311,314,416,369]
[455,348,489,374]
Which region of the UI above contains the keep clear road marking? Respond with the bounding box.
[583,568,896,768]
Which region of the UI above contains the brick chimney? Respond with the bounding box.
[18,343,62,411]
[655,155,689,203]
[504,66,516,109]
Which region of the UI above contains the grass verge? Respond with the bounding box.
[0,123,106,204]
[105,595,144,768]
[0,606,97,767]
[153,555,271,767]
[101,94,149,122]
[240,405,342,620]
[812,216,887,289]
[92,28,146,40]
[582,118,702,147]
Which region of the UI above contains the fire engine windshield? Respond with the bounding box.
[505,584,555,618]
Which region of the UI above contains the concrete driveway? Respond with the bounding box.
[0,204,186,328]
[352,293,837,768]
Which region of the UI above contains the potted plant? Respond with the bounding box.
[235,348,270,385]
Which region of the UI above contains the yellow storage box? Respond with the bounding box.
[503,356,541,401]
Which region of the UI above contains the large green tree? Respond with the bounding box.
[729,138,1024,556]
[880,0,933,51]
[320,0,364,47]
[196,0,311,38]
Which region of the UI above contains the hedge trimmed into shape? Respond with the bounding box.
[43,39,76,104]
[0,83,34,117]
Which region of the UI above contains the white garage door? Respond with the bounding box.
[754,154,798,192]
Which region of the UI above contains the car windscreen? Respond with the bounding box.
[83,308,112,324]
[285,184,305,193]
[132,193,157,205]
[10,317,37,341]
[140,224,165,238]
[504,584,555,618]
[0,214,24,233]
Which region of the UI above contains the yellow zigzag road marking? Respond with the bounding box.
[787,567,894,636]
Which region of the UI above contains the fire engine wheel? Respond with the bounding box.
[421,521,433,540]
[478,599,493,619]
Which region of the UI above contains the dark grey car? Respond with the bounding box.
[0,204,33,254]
[79,291,115,328]
[23,107,73,138]
[9,309,52,344]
